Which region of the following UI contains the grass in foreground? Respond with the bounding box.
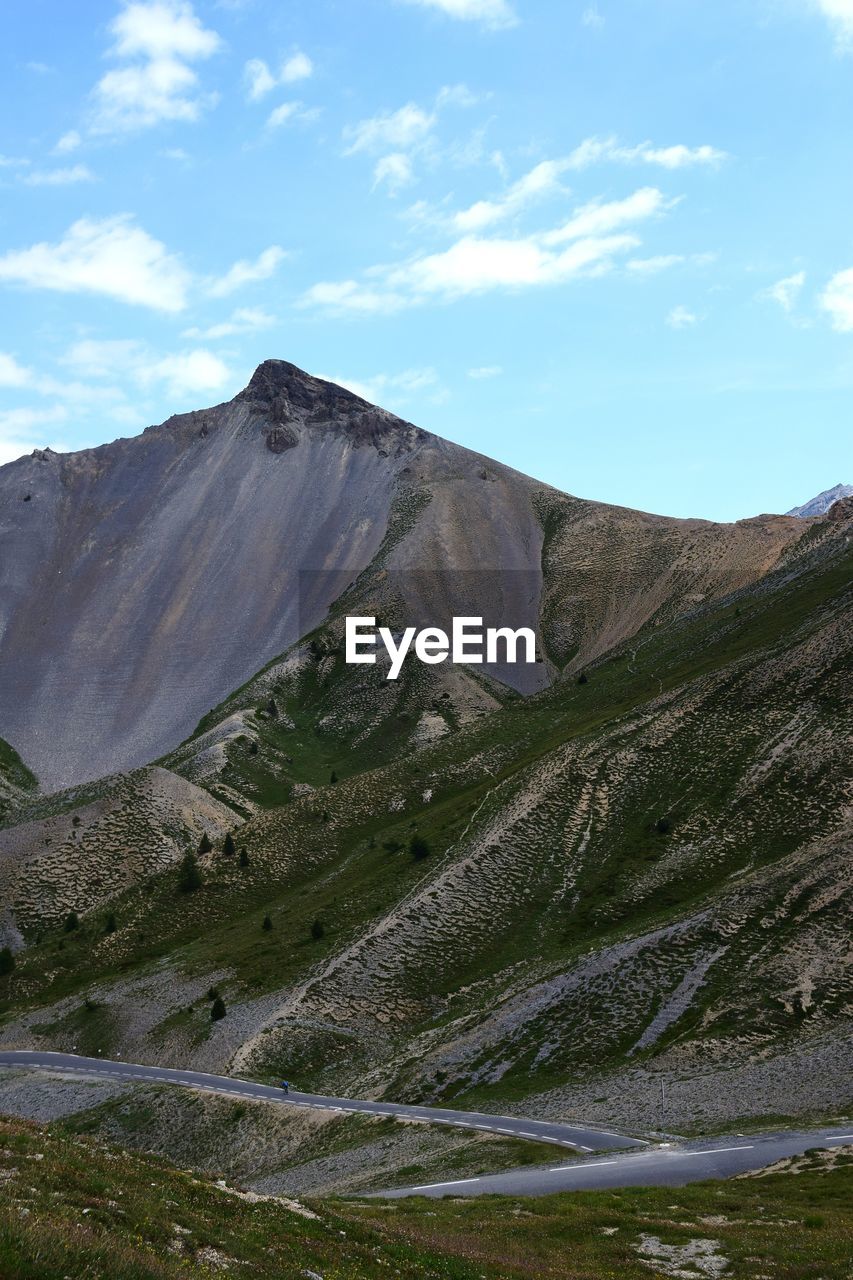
[1,1114,852,1279]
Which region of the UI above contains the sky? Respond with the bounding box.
[1,0,851,520]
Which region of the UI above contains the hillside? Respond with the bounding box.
[0,361,808,791]
[0,1112,851,1280]
[0,364,850,1188]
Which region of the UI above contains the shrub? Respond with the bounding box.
[197,832,212,856]
[178,851,202,893]
[207,986,219,1001]
[577,672,588,685]
[410,836,431,861]
[211,996,226,1022]
[262,914,273,931]
[63,911,79,933]
[310,919,325,941]
[0,947,14,976]
[330,770,338,784]
[238,848,250,867]
[223,832,236,857]
[104,912,117,935]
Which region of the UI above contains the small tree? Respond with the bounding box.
[104,912,117,935]
[330,770,338,784]
[197,832,212,856]
[63,911,79,933]
[577,672,588,686]
[223,832,236,857]
[178,851,202,893]
[238,847,250,867]
[267,697,279,719]
[262,914,273,931]
[410,835,431,862]
[0,947,14,976]
[310,919,325,941]
[211,996,226,1022]
[207,986,220,1001]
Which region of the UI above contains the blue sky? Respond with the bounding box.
[1,0,851,519]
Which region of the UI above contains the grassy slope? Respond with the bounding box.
[0,538,849,1111]
[1,1113,851,1280]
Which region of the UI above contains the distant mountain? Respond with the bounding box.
[0,359,809,791]
[787,483,853,517]
[0,358,850,1158]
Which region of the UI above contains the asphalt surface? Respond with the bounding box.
[369,1127,853,1197]
[1,1051,846,1200]
[0,1050,643,1153]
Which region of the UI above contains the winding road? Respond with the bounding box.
[0,1050,847,1198]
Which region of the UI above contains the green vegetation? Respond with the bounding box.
[0,1114,850,1280]
[177,852,202,894]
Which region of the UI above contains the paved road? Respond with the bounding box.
[369,1127,853,1198]
[0,1050,643,1153]
[2,1051,845,1200]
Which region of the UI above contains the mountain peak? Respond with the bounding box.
[786,482,853,518]
[238,359,367,413]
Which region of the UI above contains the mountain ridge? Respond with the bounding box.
[0,360,815,792]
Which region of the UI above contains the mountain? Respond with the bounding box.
[787,483,853,518]
[0,360,811,792]
[0,361,850,1183]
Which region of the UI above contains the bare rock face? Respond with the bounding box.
[0,360,811,793]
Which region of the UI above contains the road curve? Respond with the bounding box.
[0,1050,643,1153]
[368,1127,853,1198]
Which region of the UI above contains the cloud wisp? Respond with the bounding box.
[398,0,518,30]
[302,186,673,314]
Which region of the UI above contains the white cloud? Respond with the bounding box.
[820,267,853,329]
[451,158,572,232]
[61,337,231,397]
[627,254,684,274]
[0,406,68,466]
[764,270,806,312]
[542,187,671,245]
[142,349,231,396]
[244,57,276,100]
[0,353,34,388]
[345,103,437,155]
[281,51,313,83]
[207,245,286,296]
[54,130,81,154]
[581,5,604,26]
[399,0,518,29]
[302,185,674,314]
[109,0,221,60]
[468,364,502,378]
[182,306,276,339]
[91,0,221,134]
[0,215,192,312]
[22,165,95,187]
[265,101,317,129]
[666,305,698,329]
[0,155,29,169]
[320,367,438,405]
[344,85,480,193]
[815,0,853,48]
[568,135,727,170]
[373,153,415,193]
[245,49,313,101]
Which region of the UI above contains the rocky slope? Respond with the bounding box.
[0,361,809,791]
[0,362,849,1167]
